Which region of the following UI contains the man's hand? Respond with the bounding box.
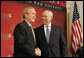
[35,48,41,56]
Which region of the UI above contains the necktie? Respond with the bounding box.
[46,25,50,43]
[31,27,36,44]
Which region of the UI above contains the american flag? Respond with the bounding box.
[71,2,82,53]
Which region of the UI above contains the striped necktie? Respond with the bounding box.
[46,25,50,43]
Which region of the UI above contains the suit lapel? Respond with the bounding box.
[40,24,57,44]
[23,20,36,44]
[49,24,57,44]
[23,20,31,31]
[40,25,48,44]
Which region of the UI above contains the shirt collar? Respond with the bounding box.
[44,22,51,27]
[25,20,32,27]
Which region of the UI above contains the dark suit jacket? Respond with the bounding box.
[13,20,36,57]
[76,47,83,57]
[34,24,67,57]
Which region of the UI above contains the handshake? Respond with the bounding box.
[35,47,41,56]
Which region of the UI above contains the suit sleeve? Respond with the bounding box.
[59,28,68,57]
[14,24,35,56]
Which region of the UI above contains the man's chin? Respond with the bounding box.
[44,23,48,25]
[30,20,35,23]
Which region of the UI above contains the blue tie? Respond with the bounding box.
[46,25,50,43]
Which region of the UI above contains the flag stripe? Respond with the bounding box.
[75,24,80,41]
[76,20,82,40]
[78,19,82,31]
[73,34,78,47]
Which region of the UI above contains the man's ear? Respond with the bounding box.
[51,16,53,20]
[25,13,27,18]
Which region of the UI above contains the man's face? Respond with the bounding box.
[41,11,53,25]
[25,8,36,24]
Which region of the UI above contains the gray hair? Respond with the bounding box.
[43,10,53,17]
[23,7,35,19]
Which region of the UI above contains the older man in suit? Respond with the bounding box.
[13,7,41,57]
[34,10,67,57]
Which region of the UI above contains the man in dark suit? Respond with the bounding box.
[13,7,41,57]
[34,10,67,57]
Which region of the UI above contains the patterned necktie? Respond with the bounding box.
[46,25,50,43]
[31,27,36,44]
